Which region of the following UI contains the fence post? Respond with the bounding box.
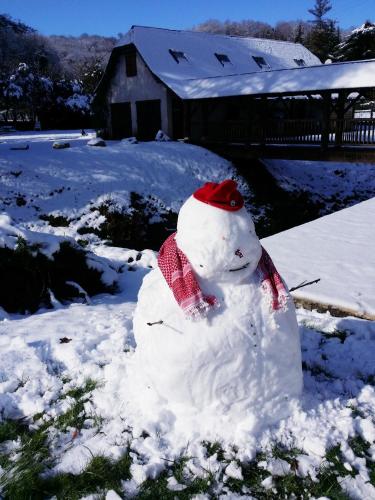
[321,92,331,150]
[260,96,267,146]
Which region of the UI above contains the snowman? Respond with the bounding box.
[131,180,302,435]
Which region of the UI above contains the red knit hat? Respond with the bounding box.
[193,180,244,211]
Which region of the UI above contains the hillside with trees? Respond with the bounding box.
[0,14,116,129]
[194,0,345,63]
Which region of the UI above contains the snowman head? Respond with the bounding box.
[175,180,262,283]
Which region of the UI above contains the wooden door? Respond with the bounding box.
[111,102,132,139]
[136,99,161,140]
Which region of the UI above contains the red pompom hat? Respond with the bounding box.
[193,179,244,211]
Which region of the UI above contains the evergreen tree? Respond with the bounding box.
[294,22,304,43]
[306,0,340,62]
[308,0,332,28]
[333,21,375,61]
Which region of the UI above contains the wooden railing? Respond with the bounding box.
[341,119,375,145]
[206,118,375,146]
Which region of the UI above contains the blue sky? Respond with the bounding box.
[1,0,374,36]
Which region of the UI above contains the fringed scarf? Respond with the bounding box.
[158,233,288,319]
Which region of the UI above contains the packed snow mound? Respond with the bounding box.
[131,186,302,442]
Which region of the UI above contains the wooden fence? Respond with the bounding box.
[206,118,375,146]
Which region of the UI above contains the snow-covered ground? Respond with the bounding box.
[0,131,374,498]
[262,197,375,319]
[0,130,242,241]
[263,159,375,214]
[0,245,374,498]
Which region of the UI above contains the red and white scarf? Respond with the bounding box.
[158,233,288,320]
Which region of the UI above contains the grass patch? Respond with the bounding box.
[0,378,106,499]
[0,419,51,499]
[41,453,132,499]
[56,379,100,432]
[0,392,372,499]
[202,440,226,462]
[138,454,213,500]
[0,419,28,444]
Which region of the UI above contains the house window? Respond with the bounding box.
[252,56,270,70]
[125,51,137,77]
[294,58,306,67]
[169,49,188,64]
[215,53,231,66]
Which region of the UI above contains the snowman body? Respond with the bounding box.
[132,192,303,426]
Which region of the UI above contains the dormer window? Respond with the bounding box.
[294,58,306,67]
[252,56,270,70]
[215,53,231,66]
[169,49,188,64]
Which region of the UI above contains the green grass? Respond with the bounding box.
[0,379,373,499]
[137,454,214,500]
[41,453,132,499]
[0,378,107,500]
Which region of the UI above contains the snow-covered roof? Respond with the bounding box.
[116,25,321,81]
[262,196,375,319]
[97,26,375,101]
[166,59,375,99]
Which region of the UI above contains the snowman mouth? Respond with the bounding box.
[228,262,250,272]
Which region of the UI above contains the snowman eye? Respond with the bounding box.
[235,249,244,258]
[199,264,204,268]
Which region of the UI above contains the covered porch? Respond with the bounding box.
[169,59,375,160]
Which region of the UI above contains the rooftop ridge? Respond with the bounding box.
[127,25,305,47]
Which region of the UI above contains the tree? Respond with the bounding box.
[308,0,332,28]
[333,21,375,61]
[2,63,53,123]
[0,14,61,76]
[305,0,340,62]
[76,59,104,94]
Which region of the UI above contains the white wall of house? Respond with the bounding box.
[108,51,172,137]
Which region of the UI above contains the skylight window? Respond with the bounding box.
[215,53,231,66]
[169,49,188,64]
[294,58,306,67]
[252,56,271,70]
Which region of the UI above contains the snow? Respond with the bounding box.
[225,461,243,480]
[259,458,291,476]
[263,159,375,213]
[262,197,375,318]
[0,130,238,241]
[116,26,320,84]
[1,130,375,496]
[166,59,375,100]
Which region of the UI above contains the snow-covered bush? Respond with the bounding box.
[0,231,117,314]
[77,192,177,251]
[333,21,375,61]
